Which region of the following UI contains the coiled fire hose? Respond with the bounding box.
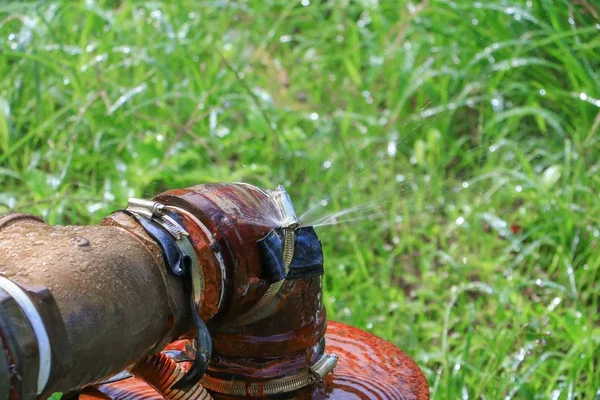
[0,183,337,399]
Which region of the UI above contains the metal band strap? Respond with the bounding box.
[126,199,226,312]
[125,198,213,388]
[164,205,227,311]
[200,352,338,396]
[0,277,51,395]
[228,227,295,326]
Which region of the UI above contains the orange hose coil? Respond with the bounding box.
[130,353,213,400]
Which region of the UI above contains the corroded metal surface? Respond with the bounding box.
[79,321,429,399]
[156,184,328,388]
[0,183,429,399]
[316,322,429,400]
[0,213,190,395]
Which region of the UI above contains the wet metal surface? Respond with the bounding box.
[80,321,428,399]
[0,213,190,395]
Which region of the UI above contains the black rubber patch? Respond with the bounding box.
[258,226,324,282]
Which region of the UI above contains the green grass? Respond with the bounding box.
[1,0,599,398]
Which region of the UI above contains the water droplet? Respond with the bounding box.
[456,216,465,225]
[70,236,90,247]
[454,363,461,371]
[301,0,310,5]
[568,17,575,26]
[403,42,411,50]
[310,112,319,121]
[539,89,546,96]
[579,92,588,101]
[462,181,469,189]
[369,56,383,66]
[548,297,561,311]
[515,185,522,193]
[395,174,405,182]
[387,141,397,157]
[156,134,164,142]
[322,160,332,169]
[107,82,147,114]
[366,322,373,329]
[279,35,291,43]
[491,97,503,111]
[471,18,479,25]
[116,161,127,173]
[215,126,230,138]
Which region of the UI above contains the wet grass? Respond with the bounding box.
[1,0,599,398]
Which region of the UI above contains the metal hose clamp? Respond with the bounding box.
[200,352,338,396]
[125,198,212,389]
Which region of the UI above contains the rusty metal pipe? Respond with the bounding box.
[0,183,429,400]
[0,183,331,398]
[0,212,192,398]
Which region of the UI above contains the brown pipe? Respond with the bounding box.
[83,321,431,400]
[0,183,429,399]
[0,212,191,397]
[0,183,330,398]
[154,184,328,390]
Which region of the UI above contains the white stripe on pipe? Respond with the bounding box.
[0,277,51,394]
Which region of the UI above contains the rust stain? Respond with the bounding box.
[80,321,429,399]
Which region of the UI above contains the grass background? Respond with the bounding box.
[1,0,599,398]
